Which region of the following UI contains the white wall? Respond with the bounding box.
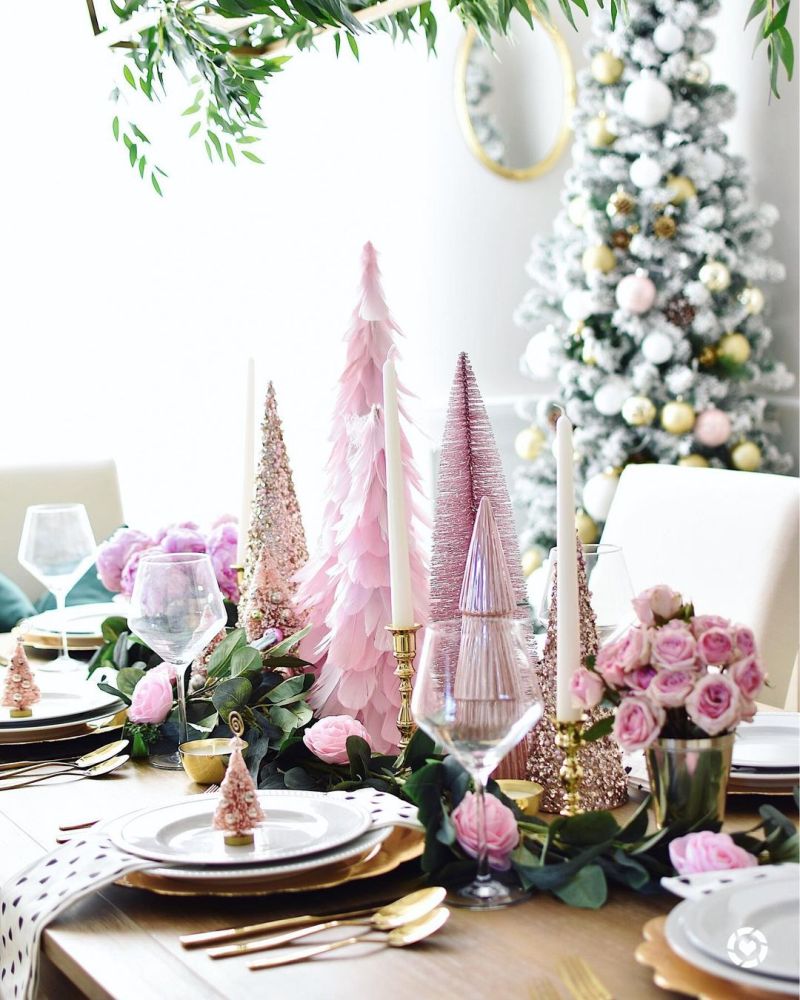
[0,3,796,547]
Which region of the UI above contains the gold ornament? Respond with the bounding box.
[570,320,586,338]
[718,331,751,365]
[514,426,546,461]
[591,51,624,84]
[607,186,636,217]
[699,259,731,292]
[698,344,718,367]
[661,400,696,435]
[575,510,599,545]
[678,454,710,468]
[581,341,598,365]
[567,195,589,227]
[587,114,616,148]
[667,174,697,205]
[582,244,616,273]
[521,547,543,577]
[739,286,765,315]
[611,229,631,250]
[685,59,711,85]
[622,395,656,427]
[731,440,762,472]
[653,214,677,239]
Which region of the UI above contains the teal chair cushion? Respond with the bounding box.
[0,574,37,632]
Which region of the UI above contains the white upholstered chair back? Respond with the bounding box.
[600,464,799,710]
[0,460,124,600]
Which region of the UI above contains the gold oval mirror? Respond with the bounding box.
[455,12,576,181]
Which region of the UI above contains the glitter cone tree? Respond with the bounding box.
[242,549,306,644]
[431,353,538,779]
[239,382,308,636]
[2,642,40,718]
[294,241,428,675]
[513,0,794,563]
[309,405,427,753]
[213,735,265,846]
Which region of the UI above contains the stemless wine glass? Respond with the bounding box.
[18,503,97,671]
[412,617,543,909]
[128,552,226,770]
[538,543,634,646]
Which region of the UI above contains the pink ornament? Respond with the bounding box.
[694,408,732,447]
[615,272,657,314]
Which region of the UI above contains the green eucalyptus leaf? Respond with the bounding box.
[230,646,262,678]
[207,629,246,678]
[211,676,252,721]
[116,666,145,697]
[552,863,607,908]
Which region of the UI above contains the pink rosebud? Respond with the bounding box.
[691,614,731,638]
[686,673,741,736]
[612,695,666,752]
[696,627,735,666]
[733,626,757,658]
[729,655,766,701]
[650,624,697,670]
[128,669,174,724]
[649,669,696,708]
[570,667,605,710]
[632,586,683,626]
[627,665,657,691]
[302,715,371,765]
[452,791,519,871]
[669,831,757,875]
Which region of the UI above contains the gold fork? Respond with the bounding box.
[557,956,614,1000]
[530,977,562,1000]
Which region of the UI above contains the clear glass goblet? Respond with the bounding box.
[18,503,97,672]
[412,617,543,909]
[128,552,227,770]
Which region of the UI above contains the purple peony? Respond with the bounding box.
[207,520,239,602]
[159,526,207,555]
[96,528,153,592]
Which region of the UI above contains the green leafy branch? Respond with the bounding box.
[747,0,794,98]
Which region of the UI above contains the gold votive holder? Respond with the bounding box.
[179,738,248,785]
[496,779,543,817]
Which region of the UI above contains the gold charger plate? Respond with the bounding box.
[0,711,126,747]
[118,826,425,897]
[635,916,796,1000]
[17,629,104,651]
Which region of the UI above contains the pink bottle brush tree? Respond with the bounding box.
[2,642,40,718]
[309,405,428,753]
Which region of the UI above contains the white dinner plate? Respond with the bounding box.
[21,603,121,637]
[666,901,795,995]
[733,713,800,771]
[111,790,370,866]
[0,670,125,729]
[682,871,799,981]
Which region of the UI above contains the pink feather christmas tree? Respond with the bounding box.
[309,405,427,753]
[294,241,428,681]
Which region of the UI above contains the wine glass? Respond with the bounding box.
[18,503,97,672]
[412,617,543,909]
[538,543,634,646]
[128,552,227,770]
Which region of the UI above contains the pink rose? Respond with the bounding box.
[649,669,696,708]
[160,526,207,555]
[128,669,174,724]
[612,695,666,752]
[599,626,651,677]
[733,626,757,658]
[651,624,697,670]
[596,642,627,689]
[153,521,200,543]
[627,666,657,691]
[302,715,371,765]
[632,586,683,626]
[207,521,239,603]
[570,667,605,710]
[452,792,519,871]
[96,528,153,592]
[669,831,757,876]
[696,627,735,666]
[729,655,766,701]
[740,698,757,722]
[691,614,730,638]
[686,673,741,736]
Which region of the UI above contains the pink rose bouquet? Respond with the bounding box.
[570,586,766,752]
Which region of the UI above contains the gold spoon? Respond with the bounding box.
[0,740,130,778]
[0,754,129,791]
[249,907,450,971]
[209,886,447,960]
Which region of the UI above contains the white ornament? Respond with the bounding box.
[593,377,632,416]
[563,289,593,321]
[653,20,685,54]
[525,327,561,378]
[623,73,673,127]
[629,155,663,189]
[703,150,726,182]
[641,332,674,364]
[582,472,619,522]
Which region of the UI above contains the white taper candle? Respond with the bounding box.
[382,359,415,627]
[556,414,581,722]
[237,357,256,566]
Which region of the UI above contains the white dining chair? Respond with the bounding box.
[0,459,124,600]
[600,464,799,710]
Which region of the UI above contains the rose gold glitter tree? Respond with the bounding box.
[430,353,537,779]
[527,543,628,813]
[242,548,307,644]
[2,642,40,718]
[213,713,265,847]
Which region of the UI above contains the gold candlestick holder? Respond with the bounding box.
[386,624,422,752]
[554,717,586,817]
[232,564,245,592]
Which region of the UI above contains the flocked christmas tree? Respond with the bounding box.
[2,642,40,719]
[513,0,794,566]
[308,405,428,753]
